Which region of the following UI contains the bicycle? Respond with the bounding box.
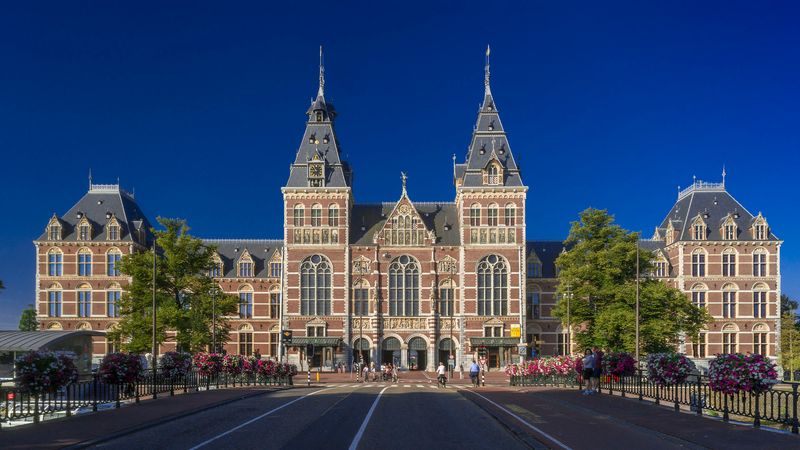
[437,374,447,388]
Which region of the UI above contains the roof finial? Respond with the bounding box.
[722,165,727,187]
[318,45,325,98]
[88,168,93,190]
[484,44,491,95]
[401,171,408,196]
[452,154,457,179]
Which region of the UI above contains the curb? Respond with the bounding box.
[457,388,548,450]
[63,387,288,449]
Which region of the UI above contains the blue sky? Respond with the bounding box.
[1,2,799,328]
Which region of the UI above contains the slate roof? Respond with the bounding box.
[526,240,568,278]
[638,239,666,252]
[285,71,351,189]
[36,184,152,245]
[457,68,524,188]
[203,239,283,278]
[350,202,460,246]
[657,181,779,242]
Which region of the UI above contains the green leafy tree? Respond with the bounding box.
[553,208,711,355]
[780,314,800,381]
[19,304,39,331]
[108,218,237,353]
[781,294,799,325]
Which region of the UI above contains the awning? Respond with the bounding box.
[289,337,342,347]
[0,331,104,352]
[470,337,520,347]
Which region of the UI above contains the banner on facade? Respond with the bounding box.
[510,324,521,338]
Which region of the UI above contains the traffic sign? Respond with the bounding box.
[281,330,292,344]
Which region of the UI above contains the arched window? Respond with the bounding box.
[106,215,121,241]
[107,282,121,318]
[504,203,516,227]
[238,323,253,356]
[753,283,768,318]
[690,283,707,309]
[352,279,370,316]
[311,204,322,226]
[691,248,705,277]
[238,251,254,278]
[328,204,339,227]
[293,205,305,227]
[753,323,769,356]
[722,323,738,353]
[238,285,253,318]
[438,279,456,316]
[300,255,332,316]
[722,217,737,240]
[753,248,768,277]
[388,255,419,316]
[77,217,92,241]
[487,203,499,226]
[477,255,508,316]
[47,283,62,317]
[48,248,63,276]
[692,216,706,240]
[722,248,736,277]
[485,162,502,185]
[107,248,122,276]
[209,254,223,277]
[77,283,92,318]
[752,214,769,240]
[48,217,62,241]
[470,204,481,227]
[78,248,93,276]
[527,285,541,319]
[722,283,737,319]
[268,285,281,319]
[385,209,426,246]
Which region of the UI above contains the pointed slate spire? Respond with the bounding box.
[457,47,524,188]
[286,47,351,188]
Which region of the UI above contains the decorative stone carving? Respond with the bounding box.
[383,317,427,330]
[439,318,459,330]
[351,318,370,329]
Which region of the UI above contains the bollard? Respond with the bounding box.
[307,369,311,386]
[316,371,320,383]
[481,369,485,387]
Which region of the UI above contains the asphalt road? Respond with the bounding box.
[89,383,529,450]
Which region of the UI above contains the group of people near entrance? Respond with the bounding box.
[580,347,604,395]
[360,361,399,383]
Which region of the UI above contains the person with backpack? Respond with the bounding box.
[469,359,481,387]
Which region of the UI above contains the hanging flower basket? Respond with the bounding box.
[221,354,244,375]
[708,353,778,395]
[160,352,193,378]
[15,351,78,393]
[602,352,636,377]
[193,352,223,377]
[257,359,277,377]
[99,352,143,384]
[646,353,696,386]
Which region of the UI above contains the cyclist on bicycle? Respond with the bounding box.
[436,361,447,387]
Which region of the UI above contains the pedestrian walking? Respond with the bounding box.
[592,346,604,394]
[459,363,464,380]
[362,364,369,382]
[469,359,480,387]
[581,349,594,395]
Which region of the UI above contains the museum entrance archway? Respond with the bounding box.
[438,338,455,369]
[382,337,401,367]
[408,337,427,370]
[353,338,371,367]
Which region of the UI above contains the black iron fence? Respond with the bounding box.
[510,369,800,434]
[0,369,292,428]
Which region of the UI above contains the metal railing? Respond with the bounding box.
[0,369,292,429]
[510,369,800,434]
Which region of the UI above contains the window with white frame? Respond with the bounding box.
[107,287,121,318]
[48,220,62,240]
[692,218,706,240]
[438,279,455,316]
[691,284,706,309]
[270,261,282,278]
[692,333,706,358]
[753,324,768,356]
[722,284,737,318]
[107,249,122,276]
[722,248,736,277]
[723,220,736,240]
[722,325,737,354]
[307,325,326,337]
[210,255,223,277]
[293,205,304,227]
[470,204,480,227]
[239,325,253,356]
[352,280,370,316]
[487,204,498,226]
[753,249,768,277]
[48,249,63,276]
[328,204,339,227]
[311,204,322,227]
[300,255,332,316]
[268,288,280,318]
[691,249,705,277]
[238,286,253,318]
[484,326,503,337]
[504,204,516,226]
[753,284,768,318]
[77,284,91,318]
[48,284,62,317]
[653,258,668,278]
[78,248,93,276]
[238,252,254,278]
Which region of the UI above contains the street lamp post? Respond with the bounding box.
[212,289,217,353]
[449,283,454,380]
[635,241,641,364]
[151,243,158,400]
[566,284,572,356]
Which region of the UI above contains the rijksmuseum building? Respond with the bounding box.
[33,54,783,371]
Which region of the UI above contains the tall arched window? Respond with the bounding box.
[438,279,456,316]
[487,203,499,226]
[753,283,768,318]
[753,248,768,277]
[328,204,339,227]
[526,285,541,319]
[691,249,705,277]
[722,323,738,353]
[691,283,707,309]
[78,248,93,276]
[752,323,768,356]
[238,285,253,319]
[388,255,419,316]
[352,279,370,316]
[722,248,736,277]
[470,204,481,226]
[722,283,737,319]
[311,204,322,226]
[293,205,305,227]
[107,248,122,276]
[77,283,92,318]
[300,255,331,316]
[48,283,62,317]
[477,255,508,316]
[107,283,121,318]
[48,248,63,276]
[238,324,253,356]
[504,203,516,226]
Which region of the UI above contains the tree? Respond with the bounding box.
[780,314,800,381]
[781,294,799,323]
[19,304,38,331]
[108,218,237,353]
[553,208,711,355]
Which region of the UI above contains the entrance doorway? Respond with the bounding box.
[438,338,455,369]
[381,337,401,367]
[353,338,370,367]
[408,337,427,371]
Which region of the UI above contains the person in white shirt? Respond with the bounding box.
[437,362,447,387]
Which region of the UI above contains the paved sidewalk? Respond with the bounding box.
[462,386,799,449]
[2,386,281,450]
[305,369,509,386]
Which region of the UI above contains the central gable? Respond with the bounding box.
[373,196,434,246]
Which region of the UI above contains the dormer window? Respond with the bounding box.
[47,216,62,241]
[238,250,254,278]
[209,254,223,277]
[76,215,93,241]
[691,216,706,240]
[483,161,502,185]
[106,214,120,241]
[665,223,675,245]
[752,214,769,240]
[721,215,737,241]
[315,111,323,122]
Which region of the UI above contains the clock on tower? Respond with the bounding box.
[308,161,325,187]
